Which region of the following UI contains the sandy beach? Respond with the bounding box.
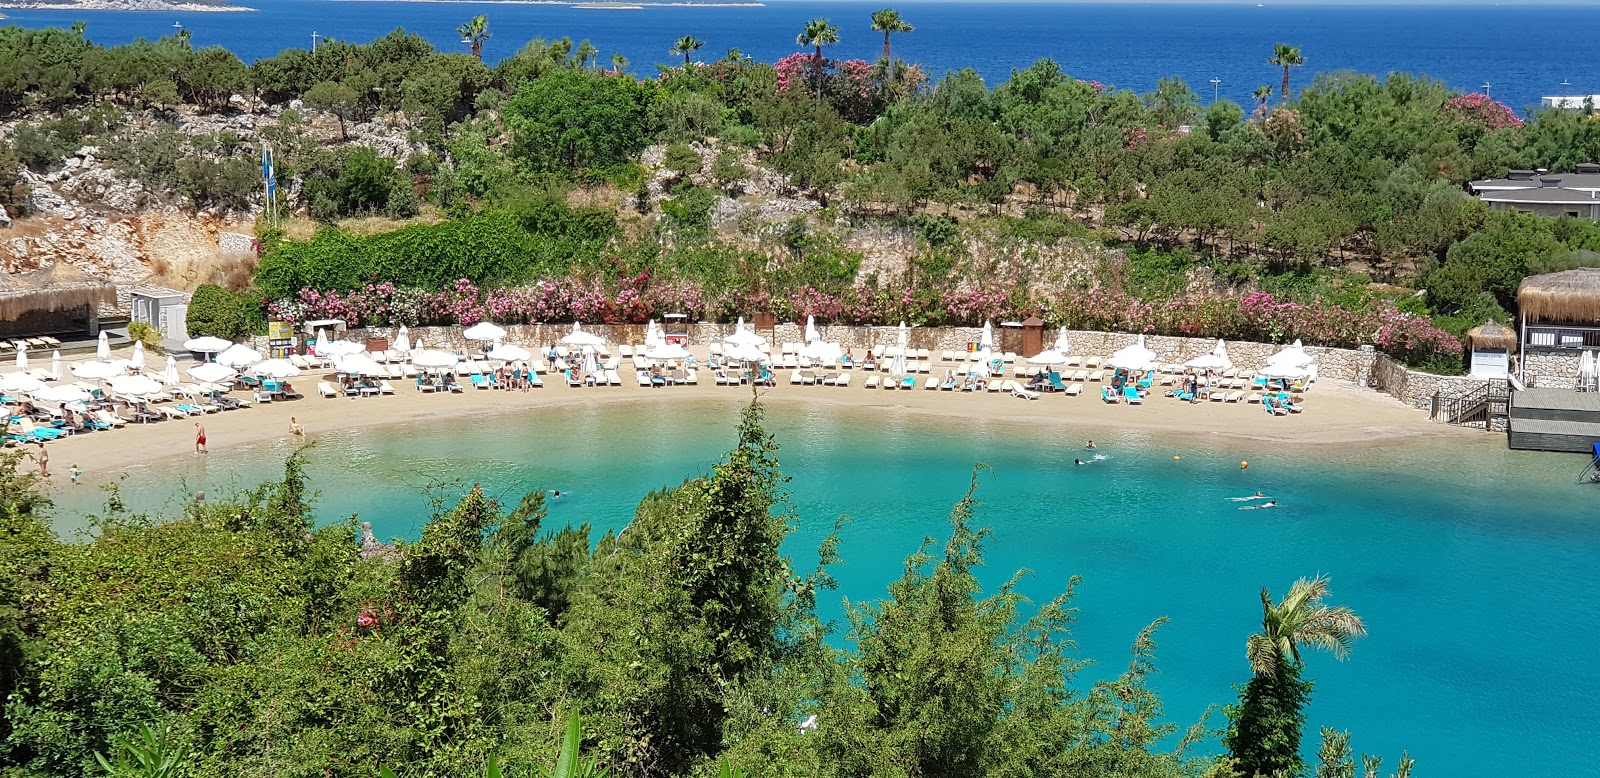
[24,346,1488,483]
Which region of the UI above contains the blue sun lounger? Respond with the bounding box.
[1122,385,1143,404]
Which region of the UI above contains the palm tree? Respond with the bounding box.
[1246,575,1365,677]
[870,8,913,74]
[670,35,704,67]
[1251,84,1273,117]
[1226,576,1365,778]
[573,39,598,70]
[458,14,490,60]
[610,52,629,76]
[795,18,840,100]
[1267,43,1305,103]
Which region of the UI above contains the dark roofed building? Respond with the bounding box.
[1470,168,1600,220]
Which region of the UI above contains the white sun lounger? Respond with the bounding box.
[1065,383,1083,396]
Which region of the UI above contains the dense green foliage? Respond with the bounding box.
[183,283,264,340]
[0,408,1402,778]
[17,19,1600,365]
[257,201,616,297]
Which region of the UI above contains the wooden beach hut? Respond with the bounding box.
[1517,267,1600,362]
[0,264,116,341]
[1466,321,1516,379]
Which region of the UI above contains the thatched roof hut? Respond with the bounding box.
[0,264,116,324]
[1517,268,1600,325]
[1466,321,1518,353]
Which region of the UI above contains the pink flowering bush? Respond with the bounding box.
[269,274,1460,367]
[1444,93,1523,130]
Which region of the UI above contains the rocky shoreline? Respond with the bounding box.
[0,0,252,11]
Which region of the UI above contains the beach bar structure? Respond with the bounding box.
[1516,268,1600,381]
[0,264,116,341]
[1466,321,1516,379]
[1508,268,1600,451]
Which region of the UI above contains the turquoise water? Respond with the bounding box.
[53,397,1600,776]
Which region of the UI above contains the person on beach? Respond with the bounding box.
[69,464,80,484]
[35,442,48,477]
[289,416,304,438]
[195,422,208,454]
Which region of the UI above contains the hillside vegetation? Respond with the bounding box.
[8,21,1600,369]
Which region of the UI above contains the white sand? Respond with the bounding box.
[25,346,1486,483]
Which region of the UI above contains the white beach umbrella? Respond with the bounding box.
[800,340,842,364]
[0,372,46,394]
[71,360,124,380]
[394,326,411,354]
[251,358,301,378]
[411,349,458,369]
[187,362,236,384]
[643,319,665,348]
[463,321,507,342]
[317,340,366,358]
[50,350,60,381]
[805,315,820,344]
[32,384,90,404]
[14,343,25,372]
[1028,349,1071,366]
[980,320,995,352]
[1262,364,1309,380]
[96,331,110,360]
[130,341,146,372]
[313,328,329,353]
[216,343,261,370]
[559,322,607,348]
[1108,334,1158,371]
[723,343,769,363]
[486,343,533,362]
[644,342,692,361]
[107,374,164,398]
[1267,339,1314,368]
[163,355,180,386]
[724,317,768,348]
[1185,340,1232,371]
[337,354,386,377]
[184,335,232,356]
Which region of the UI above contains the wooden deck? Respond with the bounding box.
[1507,388,1600,452]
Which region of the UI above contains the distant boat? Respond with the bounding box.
[574,2,643,8]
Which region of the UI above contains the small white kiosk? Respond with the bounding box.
[1466,321,1515,379]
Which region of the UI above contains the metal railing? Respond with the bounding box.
[1431,380,1510,429]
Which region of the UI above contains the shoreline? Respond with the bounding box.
[36,360,1488,489]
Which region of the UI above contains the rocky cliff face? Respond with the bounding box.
[0,100,422,292]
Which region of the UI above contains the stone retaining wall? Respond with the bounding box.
[1371,354,1494,411]
[324,323,1383,382]
[1518,351,1582,389]
[274,322,1491,417]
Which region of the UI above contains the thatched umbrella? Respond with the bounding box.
[1465,321,1518,353]
[1516,268,1600,325]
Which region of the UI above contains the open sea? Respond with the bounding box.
[3,1,1600,113]
[48,396,1600,777]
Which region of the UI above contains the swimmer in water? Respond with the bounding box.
[1086,440,1096,449]
[1074,458,1091,466]
[1239,500,1278,510]
[1229,491,1270,501]
[549,489,563,499]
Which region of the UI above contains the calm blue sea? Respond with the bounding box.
[49,397,1600,777]
[4,1,1600,112]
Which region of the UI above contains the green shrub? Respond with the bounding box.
[185,284,262,340]
[126,321,162,352]
[256,205,616,298]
